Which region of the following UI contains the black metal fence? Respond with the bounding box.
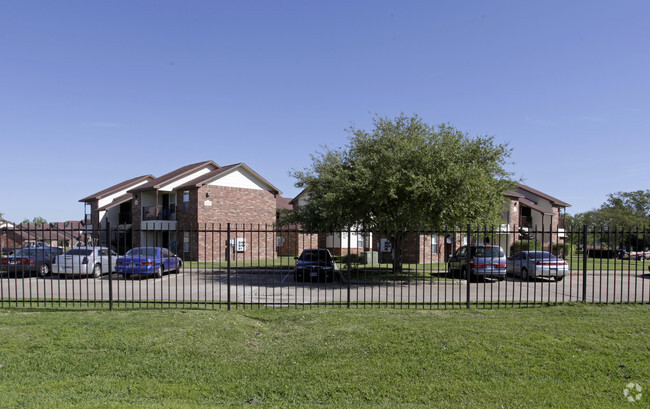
[1,223,648,309]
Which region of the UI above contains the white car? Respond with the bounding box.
[507,251,570,281]
[53,246,117,278]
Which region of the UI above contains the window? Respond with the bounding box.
[183,232,190,253]
[182,191,189,211]
[431,235,438,253]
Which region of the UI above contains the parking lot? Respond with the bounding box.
[1,269,649,306]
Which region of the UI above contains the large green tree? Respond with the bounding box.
[568,190,650,229]
[286,114,513,267]
[567,190,650,251]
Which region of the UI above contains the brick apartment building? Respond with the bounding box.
[81,161,280,261]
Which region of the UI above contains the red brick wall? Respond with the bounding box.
[276,230,319,257]
[131,194,142,248]
[177,186,278,261]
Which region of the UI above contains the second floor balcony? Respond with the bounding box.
[519,215,533,229]
[118,212,132,225]
[142,205,176,221]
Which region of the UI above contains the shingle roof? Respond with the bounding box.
[128,160,219,192]
[519,197,555,215]
[516,183,571,207]
[97,193,133,212]
[80,175,154,202]
[276,196,293,210]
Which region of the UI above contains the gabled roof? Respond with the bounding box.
[128,160,219,193]
[0,218,15,229]
[503,190,524,199]
[80,175,154,202]
[97,193,133,212]
[49,221,86,231]
[289,189,308,206]
[173,163,281,195]
[516,183,571,208]
[519,197,555,215]
[276,196,293,210]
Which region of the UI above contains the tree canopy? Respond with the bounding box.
[287,114,514,229]
[568,190,650,229]
[22,216,48,226]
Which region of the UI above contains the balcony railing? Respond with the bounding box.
[142,205,176,221]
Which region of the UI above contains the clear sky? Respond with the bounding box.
[1,1,649,223]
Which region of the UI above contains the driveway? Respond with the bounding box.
[1,270,648,306]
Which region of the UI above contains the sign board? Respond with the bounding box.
[228,238,246,252]
[380,238,392,253]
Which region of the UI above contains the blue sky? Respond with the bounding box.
[1,1,649,223]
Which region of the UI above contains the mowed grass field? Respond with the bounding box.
[0,305,648,408]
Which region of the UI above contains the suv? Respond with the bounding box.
[448,244,507,281]
[294,249,338,283]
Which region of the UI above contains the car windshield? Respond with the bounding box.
[528,251,557,260]
[473,247,505,258]
[65,249,93,256]
[125,248,157,258]
[300,251,332,262]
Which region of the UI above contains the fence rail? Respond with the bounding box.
[1,223,648,309]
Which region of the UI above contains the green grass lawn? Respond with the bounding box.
[0,305,647,408]
[567,256,650,271]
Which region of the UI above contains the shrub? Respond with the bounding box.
[511,240,543,253]
[552,242,576,258]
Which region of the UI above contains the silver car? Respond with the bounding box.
[53,246,117,278]
[507,251,570,281]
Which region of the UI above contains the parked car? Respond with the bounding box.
[0,247,61,277]
[447,244,507,281]
[53,246,117,278]
[620,249,650,261]
[115,247,182,278]
[1,247,20,256]
[294,249,339,283]
[507,251,570,281]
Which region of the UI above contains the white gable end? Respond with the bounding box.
[97,179,150,208]
[208,169,267,191]
[162,167,213,191]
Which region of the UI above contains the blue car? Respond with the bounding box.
[115,247,182,278]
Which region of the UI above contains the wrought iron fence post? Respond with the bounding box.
[347,226,351,309]
[582,225,588,302]
[106,221,113,311]
[227,223,231,311]
[466,224,471,309]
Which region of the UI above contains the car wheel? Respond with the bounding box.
[461,267,469,281]
[155,265,163,278]
[123,273,132,279]
[447,264,454,277]
[521,268,529,281]
[175,261,182,273]
[91,264,102,278]
[39,264,51,277]
[555,276,564,282]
